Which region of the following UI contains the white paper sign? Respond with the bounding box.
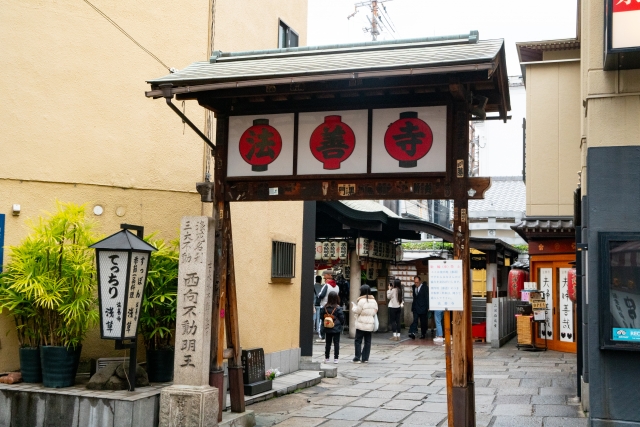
[559,268,574,342]
[429,260,464,311]
[524,281,537,290]
[539,268,553,339]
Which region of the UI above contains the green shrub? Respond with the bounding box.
[0,202,99,349]
[139,236,178,351]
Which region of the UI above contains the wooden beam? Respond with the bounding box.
[225,177,491,202]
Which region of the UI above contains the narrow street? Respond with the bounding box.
[252,335,586,427]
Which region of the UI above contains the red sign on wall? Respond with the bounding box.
[384,111,433,168]
[309,115,356,170]
[238,119,282,172]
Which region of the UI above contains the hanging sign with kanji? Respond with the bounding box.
[372,106,446,174]
[298,110,367,175]
[228,114,294,177]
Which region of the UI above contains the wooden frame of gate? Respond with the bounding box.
[147,34,510,427]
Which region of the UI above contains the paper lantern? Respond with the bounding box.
[239,118,282,172]
[309,115,356,170]
[508,268,527,299]
[384,111,433,168]
[568,268,578,303]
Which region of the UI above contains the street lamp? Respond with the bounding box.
[90,224,157,390]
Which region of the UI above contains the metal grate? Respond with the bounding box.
[272,241,296,278]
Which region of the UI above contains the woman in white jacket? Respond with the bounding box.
[351,284,378,363]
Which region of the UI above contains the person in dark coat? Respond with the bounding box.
[409,275,429,339]
[321,292,345,363]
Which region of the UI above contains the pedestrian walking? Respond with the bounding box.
[317,270,340,339]
[408,275,429,340]
[387,279,403,341]
[351,284,378,363]
[313,275,323,332]
[321,292,345,364]
[433,309,445,343]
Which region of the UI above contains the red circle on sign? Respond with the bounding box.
[309,115,356,170]
[384,111,433,168]
[239,119,282,172]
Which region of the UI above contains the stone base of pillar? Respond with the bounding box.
[159,385,219,427]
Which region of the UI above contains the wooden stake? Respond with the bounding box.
[224,201,245,413]
[444,310,454,427]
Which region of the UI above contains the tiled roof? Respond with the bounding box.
[511,217,575,241]
[146,35,505,95]
[468,177,525,218]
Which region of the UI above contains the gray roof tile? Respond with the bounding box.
[469,176,525,217]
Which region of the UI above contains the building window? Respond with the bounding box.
[272,241,296,278]
[278,20,299,49]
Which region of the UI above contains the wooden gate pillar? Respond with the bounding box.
[450,103,475,427]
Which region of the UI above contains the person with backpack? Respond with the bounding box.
[313,275,323,333]
[351,284,378,363]
[317,270,340,339]
[321,292,345,364]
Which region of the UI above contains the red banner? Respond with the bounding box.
[613,0,640,13]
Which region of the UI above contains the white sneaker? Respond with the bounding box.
[434,337,444,343]
[325,359,330,363]
[334,359,339,364]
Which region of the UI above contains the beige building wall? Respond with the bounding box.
[580,0,640,193]
[524,59,582,216]
[1,0,307,371]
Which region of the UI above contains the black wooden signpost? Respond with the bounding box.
[147,31,510,427]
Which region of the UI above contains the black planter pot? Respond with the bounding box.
[146,349,174,382]
[40,345,82,388]
[19,347,42,383]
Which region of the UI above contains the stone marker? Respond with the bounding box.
[159,217,219,427]
[241,348,272,396]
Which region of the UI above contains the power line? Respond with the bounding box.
[81,0,172,72]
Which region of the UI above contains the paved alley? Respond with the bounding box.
[251,336,586,427]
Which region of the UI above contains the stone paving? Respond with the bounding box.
[251,335,587,427]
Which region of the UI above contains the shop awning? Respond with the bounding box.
[511,216,575,242]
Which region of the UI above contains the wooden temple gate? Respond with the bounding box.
[147,31,510,426]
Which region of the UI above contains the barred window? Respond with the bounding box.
[272,241,296,278]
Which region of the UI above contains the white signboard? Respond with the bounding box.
[428,260,464,311]
[98,251,128,338]
[227,113,295,177]
[123,252,149,339]
[539,268,553,340]
[612,1,640,49]
[524,281,537,290]
[371,106,447,174]
[297,110,368,175]
[559,268,574,342]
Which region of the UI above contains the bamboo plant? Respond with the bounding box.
[139,236,178,351]
[0,202,99,349]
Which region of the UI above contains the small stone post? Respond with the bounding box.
[159,217,219,427]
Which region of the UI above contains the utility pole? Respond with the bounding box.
[347,0,395,42]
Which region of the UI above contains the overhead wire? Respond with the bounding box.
[81,0,172,72]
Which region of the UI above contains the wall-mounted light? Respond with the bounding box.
[12,204,20,216]
[93,205,104,216]
[467,188,477,197]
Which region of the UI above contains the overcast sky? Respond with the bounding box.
[308,0,578,76]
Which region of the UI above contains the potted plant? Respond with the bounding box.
[0,202,99,387]
[0,271,44,383]
[139,236,178,382]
